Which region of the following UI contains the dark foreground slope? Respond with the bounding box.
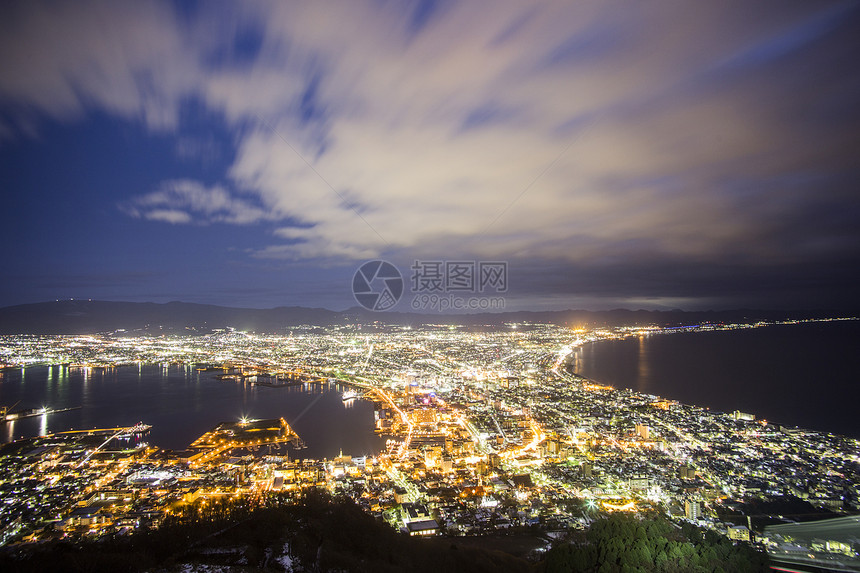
[542,514,767,573]
[0,493,767,573]
[0,492,531,573]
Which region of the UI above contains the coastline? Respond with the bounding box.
[565,320,860,438]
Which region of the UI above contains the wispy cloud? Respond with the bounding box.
[121,179,274,225]
[0,0,198,130]
[2,0,859,306]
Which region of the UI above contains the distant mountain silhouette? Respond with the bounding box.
[0,300,848,334]
[0,300,342,334]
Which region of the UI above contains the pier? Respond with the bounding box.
[1,405,81,423]
[186,417,303,467]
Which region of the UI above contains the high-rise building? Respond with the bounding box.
[581,462,593,479]
[685,499,701,520]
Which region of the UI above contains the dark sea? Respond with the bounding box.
[568,320,860,438]
[3,321,858,450]
[0,365,384,459]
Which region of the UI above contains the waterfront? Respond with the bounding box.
[1,322,858,555]
[570,320,860,438]
[0,364,384,459]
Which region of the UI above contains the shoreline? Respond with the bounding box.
[564,321,860,439]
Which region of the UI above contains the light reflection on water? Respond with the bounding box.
[571,321,860,438]
[0,365,384,459]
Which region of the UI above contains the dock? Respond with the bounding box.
[1,406,81,423]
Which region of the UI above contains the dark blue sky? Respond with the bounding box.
[2,1,860,312]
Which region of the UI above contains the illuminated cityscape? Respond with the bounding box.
[3,0,860,570]
[1,320,858,569]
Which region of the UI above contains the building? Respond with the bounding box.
[727,525,751,542]
[401,502,437,535]
[629,475,650,490]
[678,465,696,480]
[406,519,439,536]
[581,462,594,479]
[685,500,700,521]
[393,487,410,504]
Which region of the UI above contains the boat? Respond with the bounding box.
[342,390,359,402]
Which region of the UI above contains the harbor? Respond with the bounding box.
[1,405,80,423]
[0,364,384,459]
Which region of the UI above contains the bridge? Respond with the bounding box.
[70,422,151,467]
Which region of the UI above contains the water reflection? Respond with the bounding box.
[637,335,651,393]
[1,365,384,459]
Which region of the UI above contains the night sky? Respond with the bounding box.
[2,1,860,312]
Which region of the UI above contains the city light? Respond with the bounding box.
[0,320,858,551]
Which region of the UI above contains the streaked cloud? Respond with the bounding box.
[2,0,859,308]
[121,179,274,225]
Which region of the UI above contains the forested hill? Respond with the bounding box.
[0,492,767,573]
